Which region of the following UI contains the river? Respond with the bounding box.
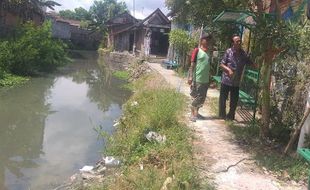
[0,51,131,190]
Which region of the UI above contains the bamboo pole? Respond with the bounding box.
[284,107,310,154]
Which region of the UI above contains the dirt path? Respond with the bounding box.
[147,62,307,190]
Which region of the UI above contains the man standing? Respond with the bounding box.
[219,34,254,120]
[188,34,213,122]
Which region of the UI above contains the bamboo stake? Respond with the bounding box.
[284,107,310,154]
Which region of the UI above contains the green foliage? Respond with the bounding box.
[100,74,204,189]
[0,41,12,78]
[165,0,250,26]
[255,153,308,182]
[59,7,92,21]
[169,29,196,52]
[0,21,69,76]
[266,22,310,142]
[89,0,127,35]
[0,73,28,87]
[59,9,76,20]
[112,71,129,80]
[169,29,197,69]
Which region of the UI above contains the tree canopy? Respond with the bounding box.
[89,0,127,33]
[59,7,91,21]
[58,0,127,34]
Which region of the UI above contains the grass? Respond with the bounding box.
[94,73,205,189]
[0,73,29,87]
[208,97,308,183]
[112,70,130,80]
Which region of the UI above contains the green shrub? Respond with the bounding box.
[0,41,12,78]
[0,21,69,76]
[0,73,28,87]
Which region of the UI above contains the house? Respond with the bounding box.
[46,12,101,50]
[106,11,138,52]
[107,9,171,56]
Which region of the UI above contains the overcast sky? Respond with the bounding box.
[52,0,169,19]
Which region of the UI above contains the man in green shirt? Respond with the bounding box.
[188,34,213,122]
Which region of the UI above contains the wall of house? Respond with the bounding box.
[70,25,101,50]
[114,32,130,52]
[134,29,144,51]
[3,12,20,26]
[50,20,71,40]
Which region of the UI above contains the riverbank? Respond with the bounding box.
[62,57,206,189]
[56,52,307,190]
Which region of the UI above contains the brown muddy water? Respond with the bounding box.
[0,52,130,190]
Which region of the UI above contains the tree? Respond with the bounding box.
[89,0,127,34]
[74,7,91,20]
[59,7,91,21]
[59,9,76,19]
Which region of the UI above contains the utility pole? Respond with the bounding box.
[133,0,135,18]
[132,0,136,55]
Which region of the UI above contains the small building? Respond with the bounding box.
[46,12,101,50]
[107,9,171,57]
[106,11,138,52]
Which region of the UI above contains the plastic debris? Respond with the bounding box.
[113,122,120,127]
[139,163,144,170]
[145,131,166,143]
[79,165,94,172]
[104,156,121,167]
[131,101,138,106]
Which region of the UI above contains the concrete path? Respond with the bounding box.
[147,62,307,190]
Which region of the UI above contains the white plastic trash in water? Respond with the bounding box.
[79,165,94,172]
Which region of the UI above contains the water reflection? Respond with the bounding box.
[0,52,130,189]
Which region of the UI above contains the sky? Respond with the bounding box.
[52,0,169,19]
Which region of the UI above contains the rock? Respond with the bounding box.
[82,173,96,180]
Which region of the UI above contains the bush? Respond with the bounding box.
[0,21,69,76]
[0,41,12,78]
[169,29,197,69]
